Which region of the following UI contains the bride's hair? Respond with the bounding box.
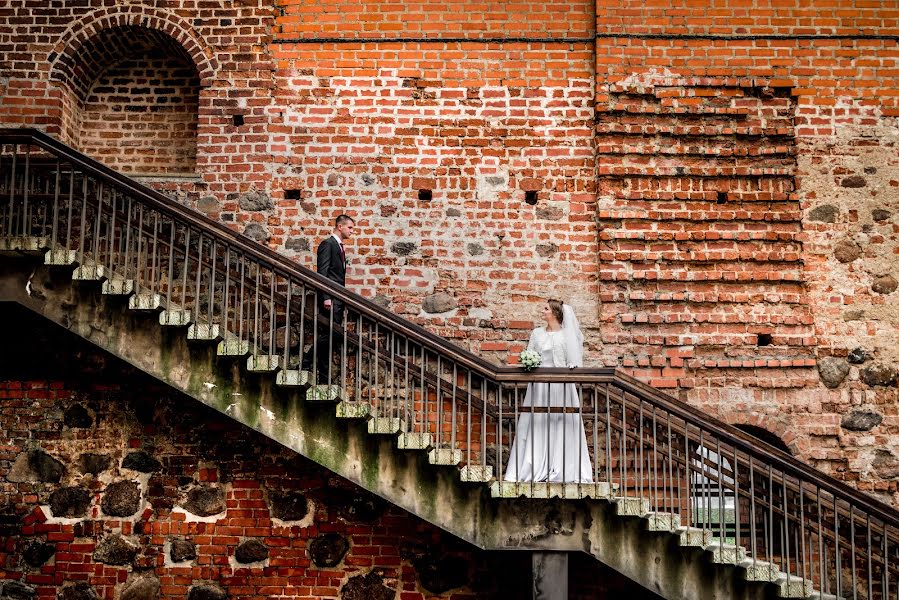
[548,299,564,324]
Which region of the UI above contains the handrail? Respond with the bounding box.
[3,127,897,530]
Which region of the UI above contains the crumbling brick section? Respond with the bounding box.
[596,78,814,390]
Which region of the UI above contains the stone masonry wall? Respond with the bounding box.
[0,0,897,503]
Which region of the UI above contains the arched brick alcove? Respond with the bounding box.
[53,26,200,174]
[48,9,218,175]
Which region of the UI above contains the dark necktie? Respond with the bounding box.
[338,242,345,262]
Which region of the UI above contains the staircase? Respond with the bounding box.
[2,128,897,600]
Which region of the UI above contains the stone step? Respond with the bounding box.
[775,573,814,598]
[128,293,162,311]
[645,512,681,532]
[44,248,77,266]
[676,526,714,548]
[0,236,48,254]
[215,337,248,354]
[189,323,221,342]
[275,369,310,387]
[611,496,651,517]
[705,540,747,565]
[101,278,134,296]
[246,354,281,373]
[396,432,432,450]
[306,385,343,402]
[428,448,462,467]
[807,592,841,600]
[459,465,493,483]
[159,309,191,327]
[367,417,404,435]
[490,481,617,500]
[71,261,106,282]
[335,401,372,419]
[738,558,781,582]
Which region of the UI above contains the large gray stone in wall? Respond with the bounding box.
[841,407,883,432]
[56,583,98,600]
[121,451,161,473]
[242,223,271,243]
[79,453,112,475]
[235,190,273,212]
[101,480,141,517]
[817,357,849,388]
[269,491,307,521]
[48,486,91,518]
[309,532,349,567]
[1,581,35,600]
[234,539,268,564]
[169,537,196,563]
[120,574,160,600]
[187,585,227,600]
[92,534,138,566]
[182,485,225,517]
[340,570,394,600]
[861,364,898,387]
[63,404,92,428]
[22,541,56,567]
[422,292,456,314]
[8,449,64,483]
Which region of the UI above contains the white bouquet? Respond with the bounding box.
[519,349,541,371]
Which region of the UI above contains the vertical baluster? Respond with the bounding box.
[65,166,75,251]
[122,197,133,284]
[222,246,231,336]
[818,488,826,595]
[209,239,218,327]
[4,149,14,238]
[799,478,807,585]
[834,496,842,598]
[435,355,442,453]
[480,378,487,477]
[193,233,204,321]
[150,211,159,293]
[50,160,60,250]
[339,300,348,392]
[749,457,757,569]
[282,275,291,370]
[326,292,334,385]
[465,370,472,468]
[166,219,175,306]
[78,175,88,262]
[783,471,791,585]
[21,145,29,238]
[180,228,191,310]
[92,182,103,268]
[450,363,458,458]
[620,388,626,498]
[605,387,612,494]
[733,446,740,552]
[716,438,724,543]
[496,384,504,483]
[866,514,873,600]
[652,406,658,512]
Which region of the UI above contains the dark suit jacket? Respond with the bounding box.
[317,235,346,306]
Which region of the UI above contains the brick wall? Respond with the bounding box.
[0,0,897,503]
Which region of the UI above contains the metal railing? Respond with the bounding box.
[2,128,898,597]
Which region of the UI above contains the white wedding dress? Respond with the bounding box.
[503,327,594,483]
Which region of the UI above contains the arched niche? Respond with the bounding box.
[51,25,204,175]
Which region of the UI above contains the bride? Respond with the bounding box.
[504,299,594,484]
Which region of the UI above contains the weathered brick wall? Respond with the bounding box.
[592,3,899,499]
[0,0,897,502]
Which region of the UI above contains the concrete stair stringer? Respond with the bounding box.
[0,257,780,600]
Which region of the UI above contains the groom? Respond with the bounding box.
[306,214,355,383]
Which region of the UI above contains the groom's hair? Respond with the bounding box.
[335,214,355,227]
[548,299,564,324]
